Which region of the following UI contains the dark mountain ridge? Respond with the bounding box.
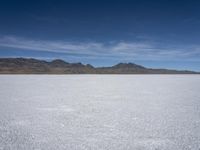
[0,58,198,74]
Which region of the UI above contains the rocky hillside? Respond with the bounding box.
[0,58,198,74]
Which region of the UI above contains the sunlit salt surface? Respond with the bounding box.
[0,75,200,150]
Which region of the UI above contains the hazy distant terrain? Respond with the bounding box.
[0,75,200,150]
[0,58,198,74]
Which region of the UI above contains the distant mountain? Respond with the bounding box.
[0,58,198,74]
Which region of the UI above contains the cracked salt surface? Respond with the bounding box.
[0,75,200,150]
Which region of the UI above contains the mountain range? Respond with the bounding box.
[0,58,198,74]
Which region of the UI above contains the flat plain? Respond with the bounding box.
[0,75,200,150]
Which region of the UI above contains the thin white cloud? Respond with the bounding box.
[0,35,199,61]
[0,36,104,55]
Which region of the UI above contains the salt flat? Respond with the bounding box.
[0,75,200,150]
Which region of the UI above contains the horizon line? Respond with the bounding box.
[0,57,198,72]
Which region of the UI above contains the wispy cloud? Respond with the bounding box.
[0,36,104,55]
[0,35,200,61]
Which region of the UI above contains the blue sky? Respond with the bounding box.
[0,0,200,71]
